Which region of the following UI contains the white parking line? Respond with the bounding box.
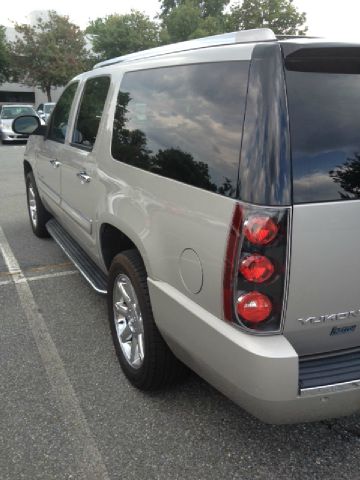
[0,269,79,286]
[0,226,110,480]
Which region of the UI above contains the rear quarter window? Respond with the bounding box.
[111,61,249,197]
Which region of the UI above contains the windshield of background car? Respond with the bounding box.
[44,104,55,114]
[285,46,360,203]
[1,106,36,119]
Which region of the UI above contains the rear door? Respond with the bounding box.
[283,45,360,355]
[36,82,79,207]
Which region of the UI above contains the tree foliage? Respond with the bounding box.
[161,0,229,43]
[0,26,11,84]
[82,0,308,57]
[86,11,160,60]
[160,0,306,43]
[10,11,89,101]
[160,0,230,19]
[330,153,360,199]
[228,0,307,35]
[162,3,203,42]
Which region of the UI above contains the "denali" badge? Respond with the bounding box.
[330,325,357,336]
[298,309,360,326]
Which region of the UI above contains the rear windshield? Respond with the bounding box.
[286,48,360,203]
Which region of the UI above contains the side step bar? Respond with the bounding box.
[46,218,107,294]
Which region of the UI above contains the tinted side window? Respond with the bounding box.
[72,76,110,150]
[48,82,78,143]
[112,62,249,196]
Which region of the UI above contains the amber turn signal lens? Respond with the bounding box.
[239,254,274,283]
[243,216,278,245]
[237,291,272,323]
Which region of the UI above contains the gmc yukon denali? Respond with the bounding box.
[13,29,360,423]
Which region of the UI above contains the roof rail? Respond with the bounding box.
[276,34,321,40]
[93,28,276,69]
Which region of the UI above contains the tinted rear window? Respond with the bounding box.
[286,50,360,203]
[112,62,249,196]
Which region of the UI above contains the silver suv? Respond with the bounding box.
[14,29,360,424]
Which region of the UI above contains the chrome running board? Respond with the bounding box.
[46,218,107,294]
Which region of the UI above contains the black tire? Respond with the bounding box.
[25,171,51,238]
[108,250,187,390]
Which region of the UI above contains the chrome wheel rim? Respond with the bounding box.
[113,274,145,369]
[28,183,37,228]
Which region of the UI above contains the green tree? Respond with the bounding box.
[162,3,202,42]
[330,153,360,200]
[160,0,230,19]
[10,11,89,101]
[86,11,160,61]
[0,26,11,84]
[160,0,228,43]
[227,0,307,35]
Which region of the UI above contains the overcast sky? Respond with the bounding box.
[0,0,359,40]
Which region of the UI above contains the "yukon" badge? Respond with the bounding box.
[298,309,360,326]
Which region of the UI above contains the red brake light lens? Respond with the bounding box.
[223,203,289,332]
[237,291,272,324]
[243,216,278,245]
[239,254,274,283]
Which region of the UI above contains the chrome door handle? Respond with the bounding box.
[76,171,91,184]
[49,159,61,168]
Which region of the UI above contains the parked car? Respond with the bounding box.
[13,29,360,424]
[0,105,44,144]
[36,102,56,124]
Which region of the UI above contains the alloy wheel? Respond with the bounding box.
[28,183,37,228]
[113,274,145,369]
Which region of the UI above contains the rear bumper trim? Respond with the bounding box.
[301,379,360,397]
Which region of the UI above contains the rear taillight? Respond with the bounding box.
[239,254,274,283]
[223,204,290,333]
[237,291,272,323]
[243,216,278,245]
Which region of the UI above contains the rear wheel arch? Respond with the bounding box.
[99,223,151,275]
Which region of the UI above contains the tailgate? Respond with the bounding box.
[283,44,360,355]
[284,201,360,355]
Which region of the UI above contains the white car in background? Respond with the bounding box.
[36,102,56,124]
[0,105,44,144]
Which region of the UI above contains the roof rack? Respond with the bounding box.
[93,28,276,69]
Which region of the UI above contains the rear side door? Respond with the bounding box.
[36,82,79,207]
[59,76,111,255]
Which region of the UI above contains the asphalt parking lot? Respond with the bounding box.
[1,143,360,480]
